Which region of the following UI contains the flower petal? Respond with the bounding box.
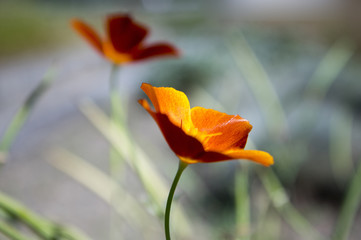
[71,19,103,54]
[133,43,179,61]
[191,107,252,151]
[139,98,273,166]
[197,149,274,166]
[223,149,274,166]
[107,14,148,53]
[140,83,192,131]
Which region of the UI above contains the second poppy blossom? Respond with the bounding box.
[71,14,179,64]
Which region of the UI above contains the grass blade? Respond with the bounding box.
[305,38,356,100]
[332,159,361,240]
[0,220,34,240]
[48,148,156,237]
[235,163,250,240]
[258,168,325,240]
[0,190,91,240]
[0,66,57,163]
[227,34,287,136]
[330,107,353,183]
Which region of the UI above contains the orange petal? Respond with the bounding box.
[71,19,103,54]
[191,107,252,151]
[133,43,179,61]
[107,14,148,53]
[140,83,192,131]
[138,99,204,162]
[223,149,274,166]
[197,149,274,166]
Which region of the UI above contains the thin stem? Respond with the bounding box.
[108,63,129,178]
[165,161,188,240]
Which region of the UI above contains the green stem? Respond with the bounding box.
[165,161,188,240]
[108,63,129,178]
[109,63,123,240]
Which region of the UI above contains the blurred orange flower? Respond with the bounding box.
[139,83,274,166]
[71,14,179,64]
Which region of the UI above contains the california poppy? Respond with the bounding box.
[138,83,274,166]
[71,14,179,64]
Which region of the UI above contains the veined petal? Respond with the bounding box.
[140,83,192,131]
[191,107,252,151]
[107,14,148,53]
[133,43,179,61]
[71,19,103,54]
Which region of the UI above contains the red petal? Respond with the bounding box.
[71,19,103,54]
[133,43,179,61]
[107,14,148,53]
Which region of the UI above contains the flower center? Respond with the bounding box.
[103,41,132,64]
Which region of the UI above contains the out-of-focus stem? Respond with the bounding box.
[109,64,124,126]
[109,64,125,177]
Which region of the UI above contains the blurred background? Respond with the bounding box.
[1,0,361,239]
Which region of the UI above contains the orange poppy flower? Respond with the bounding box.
[138,83,274,166]
[71,14,179,64]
